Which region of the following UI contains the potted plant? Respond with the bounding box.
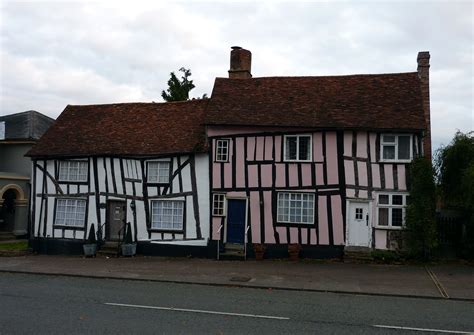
[253,243,266,261]
[288,244,301,261]
[83,224,97,257]
[121,222,136,257]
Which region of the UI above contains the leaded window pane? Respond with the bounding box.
[383,146,395,159]
[151,200,184,230]
[299,136,310,160]
[398,136,411,160]
[383,135,396,143]
[55,199,86,227]
[392,195,403,205]
[285,137,297,160]
[148,161,170,183]
[379,194,389,205]
[392,208,403,226]
[277,192,314,224]
[378,208,389,226]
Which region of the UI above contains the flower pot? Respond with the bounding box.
[83,244,97,257]
[288,244,301,261]
[253,244,265,261]
[121,243,136,257]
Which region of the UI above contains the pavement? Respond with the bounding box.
[0,254,473,301]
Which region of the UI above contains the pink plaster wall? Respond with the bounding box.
[301,164,312,186]
[318,196,329,245]
[247,137,255,161]
[310,228,317,244]
[275,164,286,187]
[274,136,282,162]
[248,165,258,188]
[316,163,324,185]
[357,161,368,187]
[226,191,246,197]
[313,132,324,161]
[290,227,299,244]
[384,164,394,189]
[212,217,222,240]
[250,191,261,244]
[224,157,232,189]
[372,164,381,188]
[264,191,275,243]
[301,228,308,244]
[235,138,245,188]
[255,137,264,161]
[375,229,388,249]
[370,133,377,162]
[398,165,407,190]
[331,195,344,245]
[265,136,273,160]
[289,164,299,187]
[346,188,356,198]
[359,190,368,198]
[344,160,355,185]
[326,132,339,184]
[344,131,352,156]
[276,227,287,244]
[261,165,273,188]
[356,132,368,158]
[212,163,220,189]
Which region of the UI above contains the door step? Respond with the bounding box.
[344,246,373,263]
[219,243,245,260]
[0,232,16,241]
[97,241,120,257]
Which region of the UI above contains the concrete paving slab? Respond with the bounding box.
[430,264,474,300]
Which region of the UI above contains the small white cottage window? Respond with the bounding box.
[58,161,88,182]
[377,193,409,228]
[380,134,412,162]
[215,139,230,162]
[147,161,170,184]
[212,194,226,216]
[0,121,5,140]
[284,135,312,162]
[151,200,184,230]
[54,198,86,227]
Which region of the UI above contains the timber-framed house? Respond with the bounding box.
[27,47,431,258]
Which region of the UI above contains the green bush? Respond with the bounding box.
[405,158,437,260]
[371,250,402,263]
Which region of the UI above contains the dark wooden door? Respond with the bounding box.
[107,201,126,241]
[226,199,246,244]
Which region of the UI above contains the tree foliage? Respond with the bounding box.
[161,67,196,102]
[405,158,437,259]
[435,131,474,258]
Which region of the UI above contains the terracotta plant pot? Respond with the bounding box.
[288,244,301,261]
[253,243,266,261]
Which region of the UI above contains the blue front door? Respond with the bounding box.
[226,199,246,244]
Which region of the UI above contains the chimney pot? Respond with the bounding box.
[228,46,252,79]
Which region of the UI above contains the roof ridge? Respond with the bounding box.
[67,99,209,108]
[215,72,418,80]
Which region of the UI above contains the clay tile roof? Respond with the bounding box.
[205,73,426,130]
[26,100,208,158]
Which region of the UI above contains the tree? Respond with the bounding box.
[161,67,196,102]
[435,131,474,258]
[405,158,437,260]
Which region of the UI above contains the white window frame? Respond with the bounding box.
[380,134,413,163]
[283,134,312,162]
[147,160,171,184]
[277,192,315,224]
[212,193,226,216]
[376,192,409,229]
[215,139,230,162]
[54,198,87,228]
[58,160,88,182]
[150,199,185,231]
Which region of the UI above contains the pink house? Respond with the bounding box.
[207,47,430,259]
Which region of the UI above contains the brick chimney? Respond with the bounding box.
[228,46,252,79]
[417,51,431,160]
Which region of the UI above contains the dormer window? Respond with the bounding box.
[380,134,412,162]
[284,134,312,162]
[215,139,230,162]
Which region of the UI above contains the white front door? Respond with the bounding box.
[347,201,371,247]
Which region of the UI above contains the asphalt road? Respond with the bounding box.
[0,273,473,334]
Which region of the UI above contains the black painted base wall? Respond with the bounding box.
[30,237,344,260]
[30,238,84,255]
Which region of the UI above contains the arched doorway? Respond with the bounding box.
[0,184,26,234]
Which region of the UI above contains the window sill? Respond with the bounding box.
[150,229,184,233]
[53,225,85,230]
[282,160,313,163]
[58,181,88,184]
[379,159,413,164]
[275,222,315,228]
[374,226,404,230]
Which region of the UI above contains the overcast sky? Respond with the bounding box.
[0,0,472,152]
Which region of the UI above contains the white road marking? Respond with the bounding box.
[105,302,290,320]
[373,324,474,334]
